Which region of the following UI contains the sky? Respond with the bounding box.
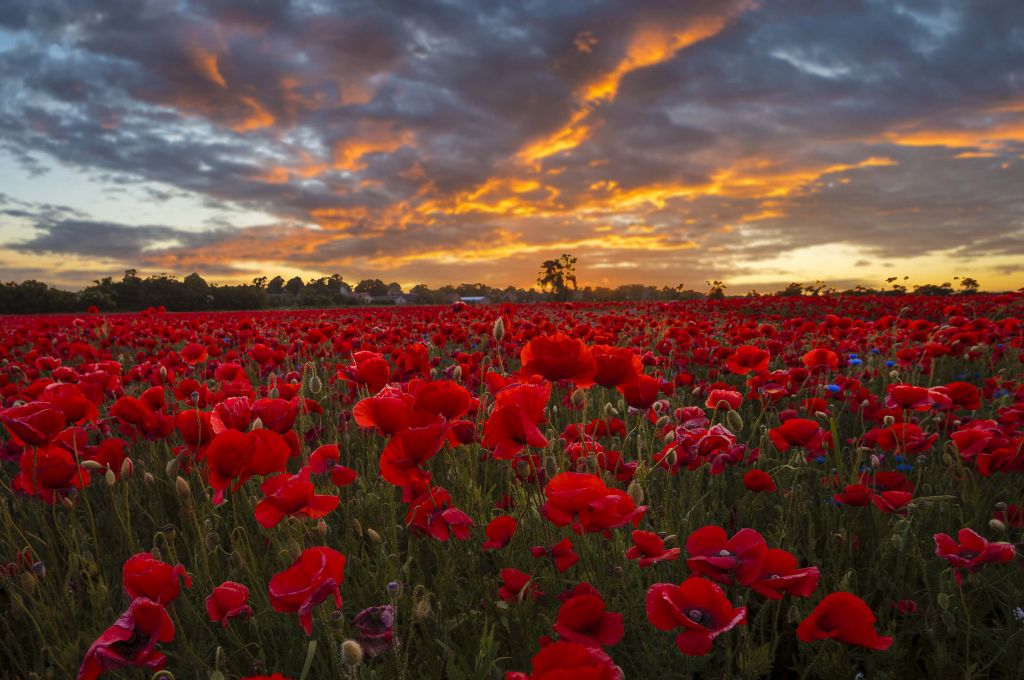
[0,0,1022,293]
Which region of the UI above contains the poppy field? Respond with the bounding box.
[1,294,1023,679]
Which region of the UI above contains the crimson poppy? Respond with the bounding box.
[206,581,253,627]
[769,418,829,457]
[592,345,643,388]
[482,515,518,551]
[797,592,892,650]
[725,345,770,375]
[78,597,175,680]
[379,419,445,489]
[743,470,776,493]
[121,552,192,605]
[685,525,767,586]
[483,382,551,460]
[0,401,66,446]
[498,568,542,602]
[520,333,597,387]
[205,428,291,504]
[933,528,1015,584]
[749,549,819,600]
[268,546,346,635]
[505,641,621,680]
[646,577,747,656]
[625,530,680,568]
[529,537,580,573]
[554,585,624,648]
[12,444,89,503]
[254,467,340,528]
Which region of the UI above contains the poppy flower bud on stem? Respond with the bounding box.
[175,476,191,499]
[250,417,263,431]
[726,410,743,431]
[341,639,363,667]
[120,458,134,479]
[655,415,670,428]
[493,317,505,342]
[61,496,75,511]
[989,519,1007,533]
[81,460,104,471]
[627,480,644,505]
[165,458,179,478]
[367,528,382,544]
[937,593,950,610]
[571,388,587,406]
[414,595,432,622]
[104,468,116,486]
[144,472,155,485]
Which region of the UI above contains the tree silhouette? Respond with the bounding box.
[537,254,578,300]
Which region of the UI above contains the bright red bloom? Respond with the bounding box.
[769,418,829,456]
[885,384,950,411]
[353,385,414,435]
[13,444,89,502]
[833,484,873,507]
[410,379,473,420]
[617,374,662,411]
[346,351,392,393]
[685,525,767,586]
[210,396,254,433]
[483,382,551,460]
[743,470,776,493]
[592,345,643,388]
[254,467,340,528]
[941,381,981,410]
[309,444,340,474]
[797,592,893,650]
[206,581,253,627]
[504,641,622,680]
[520,333,597,387]
[252,398,299,434]
[78,597,175,680]
[268,546,346,635]
[529,537,580,573]
[330,465,358,487]
[802,348,839,371]
[542,472,646,535]
[0,401,66,446]
[872,490,913,514]
[205,428,291,504]
[180,342,208,364]
[933,528,1016,584]
[554,586,624,648]
[379,419,445,489]
[626,530,680,568]
[405,486,474,542]
[41,383,98,423]
[726,345,770,375]
[498,568,542,602]
[646,577,747,656]
[705,389,742,411]
[121,552,192,605]
[871,423,937,455]
[482,515,518,551]
[750,549,820,600]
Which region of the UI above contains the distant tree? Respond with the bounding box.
[386,282,404,296]
[959,277,980,293]
[355,279,388,297]
[705,280,727,300]
[537,253,578,300]
[267,276,285,295]
[776,282,804,297]
[252,276,268,289]
[284,276,305,295]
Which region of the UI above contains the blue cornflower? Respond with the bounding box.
[826,384,841,393]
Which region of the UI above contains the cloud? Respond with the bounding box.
[0,0,1021,290]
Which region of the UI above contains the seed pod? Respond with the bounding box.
[330,609,344,622]
[341,639,363,667]
[120,458,134,480]
[989,519,1007,533]
[367,528,382,544]
[883,415,895,426]
[105,468,117,486]
[81,460,105,471]
[726,410,743,431]
[627,480,644,505]
[493,317,505,342]
[165,458,179,478]
[175,476,191,499]
[144,472,155,485]
[937,592,950,610]
[308,375,322,395]
[571,388,587,407]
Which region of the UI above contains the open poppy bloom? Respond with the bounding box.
[379,419,445,489]
[498,568,542,602]
[933,528,1016,584]
[482,515,518,551]
[769,418,829,458]
[0,401,66,446]
[254,467,340,528]
[268,546,346,635]
[725,345,770,375]
[743,469,776,493]
[529,537,580,573]
[121,552,192,605]
[625,530,680,568]
[554,584,624,648]
[13,444,89,503]
[353,385,414,435]
[504,641,622,680]
[78,597,175,680]
[483,382,551,460]
[802,348,839,371]
[542,472,646,535]
[592,345,643,388]
[749,549,820,600]
[520,333,597,387]
[646,577,747,656]
[205,428,291,504]
[405,486,474,542]
[685,526,767,586]
[206,581,253,627]
[797,592,892,650]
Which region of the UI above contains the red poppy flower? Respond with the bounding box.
[646,577,747,656]
[353,385,414,435]
[592,345,643,388]
[617,374,663,411]
[180,342,208,364]
[872,490,913,514]
[725,346,770,375]
[933,528,1015,584]
[78,597,175,680]
[330,465,358,487]
[379,419,445,489]
[833,484,873,507]
[554,587,624,648]
[941,381,981,410]
[405,486,474,542]
[529,537,580,573]
[482,515,518,551]
[769,418,828,456]
[520,333,597,387]
[205,428,291,504]
[122,552,192,605]
[268,546,346,635]
[0,401,66,446]
[626,530,680,568]
[206,581,253,627]
[797,592,893,650]
[743,470,776,493]
[345,351,392,393]
[252,398,299,434]
[254,467,340,528]
[505,641,622,680]
[802,348,839,371]
[12,444,89,503]
[409,379,473,420]
[542,472,646,535]
[871,423,937,455]
[705,389,742,411]
[498,568,542,602]
[41,383,98,423]
[483,382,551,460]
[685,525,767,586]
[210,396,254,433]
[309,444,340,473]
[750,549,820,600]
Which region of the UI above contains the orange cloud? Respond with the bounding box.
[333,121,414,171]
[190,48,227,88]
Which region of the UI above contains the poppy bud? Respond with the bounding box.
[210,672,226,680]
[814,411,829,421]
[786,604,801,624]
[144,472,155,485]
[414,596,432,622]
[351,518,362,536]
[663,430,676,444]
[452,365,463,381]
[604,403,619,418]
[61,496,75,511]
[941,609,956,633]
[726,410,743,431]
[308,375,322,395]
[269,387,280,399]
[627,480,644,505]
[544,456,559,478]
[890,534,903,550]
[883,415,895,426]
[571,388,587,406]
[341,639,364,667]
[889,370,899,380]
[367,528,382,544]
[942,452,954,466]
[19,571,36,593]
[493,317,505,342]
[250,417,263,431]
[165,458,179,477]
[989,519,1007,533]
[81,460,104,471]
[104,468,116,486]
[317,519,328,536]
[205,532,220,551]
[175,476,191,498]
[995,501,1008,511]
[287,539,303,560]
[655,415,670,428]
[663,448,678,468]
[120,458,134,479]
[937,593,950,610]
[159,366,167,380]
